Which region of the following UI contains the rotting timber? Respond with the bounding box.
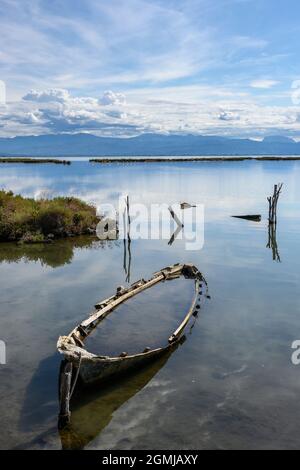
[57,263,208,426]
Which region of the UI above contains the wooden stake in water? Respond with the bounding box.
[267,223,281,262]
[267,183,283,225]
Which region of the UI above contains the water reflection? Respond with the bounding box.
[168,224,183,246]
[123,236,132,283]
[19,354,60,432]
[0,237,118,268]
[1,161,300,449]
[58,345,181,450]
[267,223,281,262]
[124,196,132,283]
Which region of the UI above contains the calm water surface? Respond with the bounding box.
[0,160,300,450]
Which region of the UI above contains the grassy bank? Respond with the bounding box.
[0,190,99,243]
[0,157,71,164]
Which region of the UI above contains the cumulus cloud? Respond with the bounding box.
[99,91,126,106]
[16,111,43,125]
[0,0,298,142]
[0,88,142,137]
[0,86,300,139]
[218,111,240,121]
[23,88,70,103]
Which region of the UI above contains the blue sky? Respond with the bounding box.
[0,0,300,138]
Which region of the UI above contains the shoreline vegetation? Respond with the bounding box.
[0,157,71,164]
[90,156,300,163]
[0,190,99,243]
[1,156,300,165]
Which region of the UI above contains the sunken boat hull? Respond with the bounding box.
[60,341,179,386]
[59,349,178,450]
[57,263,208,425]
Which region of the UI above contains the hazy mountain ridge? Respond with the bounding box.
[0,133,299,157]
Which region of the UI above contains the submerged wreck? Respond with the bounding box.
[57,263,208,426]
[59,350,178,449]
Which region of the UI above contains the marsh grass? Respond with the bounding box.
[0,190,99,242]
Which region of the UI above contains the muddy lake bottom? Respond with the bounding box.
[0,159,300,449]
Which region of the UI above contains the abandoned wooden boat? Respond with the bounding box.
[57,263,208,425]
[57,263,208,383]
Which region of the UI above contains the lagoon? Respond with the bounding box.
[0,159,300,449]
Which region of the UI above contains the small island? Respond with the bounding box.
[0,157,71,165]
[90,156,300,163]
[0,190,99,243]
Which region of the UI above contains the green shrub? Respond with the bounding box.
[0,190,99,242]
[19,231,45,244]
[38,206,71,236]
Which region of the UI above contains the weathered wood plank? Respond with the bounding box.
[81,274,164,328]
[168,279,200,342]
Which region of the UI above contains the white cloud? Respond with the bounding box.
[0,0,218,98]
[1,86,300,139]
[23,88,70,103]
[99,91,126,106]
[218,111,240,121]
[250,80,279,89]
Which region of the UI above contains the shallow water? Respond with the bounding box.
[85,278,197,357]
[0,159,300,450]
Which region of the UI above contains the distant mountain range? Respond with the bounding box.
[0,133,300,157]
